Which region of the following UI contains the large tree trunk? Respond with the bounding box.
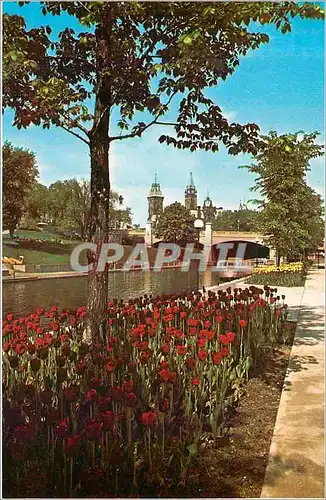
[85,8,112,343]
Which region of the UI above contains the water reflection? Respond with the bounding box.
[3,267,224,316]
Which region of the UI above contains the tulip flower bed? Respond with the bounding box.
[247,262,306,287]
[2,286,291,497]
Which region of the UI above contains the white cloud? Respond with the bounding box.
[223,110,237,123]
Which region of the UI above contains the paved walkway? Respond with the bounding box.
[261,269,325,498]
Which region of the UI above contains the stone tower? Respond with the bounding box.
[147,173,164,222]
[145,173,164,246]
[185,172,197,216]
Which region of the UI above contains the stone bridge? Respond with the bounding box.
[128,229,275,262]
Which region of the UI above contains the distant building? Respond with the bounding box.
[145,172,217,245]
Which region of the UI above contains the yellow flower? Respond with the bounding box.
[253,261,303,275]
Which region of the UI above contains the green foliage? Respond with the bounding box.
[3,141,39,236]
[25,180,132,239]
[3,2,323,154]
[155,202,196,244]
[109,191,133,230]
[47,179,90,239]
[27,182,49,220]
[212,208,259,231]
[242,131,324,262]
[247,271,306,287]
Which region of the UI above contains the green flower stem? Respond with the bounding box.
[148,429,152,475]
[70,457,73,497]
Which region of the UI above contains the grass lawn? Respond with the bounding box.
[3,233,158,267]
[3,245,72,265]
[2,230,80,266]
[3,229,74,243]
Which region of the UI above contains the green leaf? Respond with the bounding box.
[187,442,197,457]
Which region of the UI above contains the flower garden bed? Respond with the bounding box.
[2,286,293,497]
[246,262,306,287]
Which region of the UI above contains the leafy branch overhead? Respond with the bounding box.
[3,2,324,154]
[242,131,324,261]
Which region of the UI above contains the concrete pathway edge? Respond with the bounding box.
[261,269,325,498]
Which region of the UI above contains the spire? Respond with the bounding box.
[186,171,197,192]
[148,172,163,198]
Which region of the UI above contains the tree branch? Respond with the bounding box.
[59,124,90,145]
[59,110,91,137]
[155,121,178,126]
[92,17,196,134]
[109,91,178,143]
[76,1,92,14]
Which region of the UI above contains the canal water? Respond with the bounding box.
[2,267,229,316]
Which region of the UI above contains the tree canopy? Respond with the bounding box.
[3,141,39,236]
[155,202,196,245]
[26,180,132,239]
[243,131,324,262]
[212,208,259,231]
[4,2,323,153]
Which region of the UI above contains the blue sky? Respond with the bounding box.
[3,2,324,225]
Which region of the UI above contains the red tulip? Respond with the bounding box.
[122,379,134,393]
[220,346,229,358]
[162,398,169,411]
[84,420,102,440]
[239,319,247,328]
[161,343,170,354]
[56,419,69,437]
[212,352,222,365]
[192,376,200,386]
[185,356,196,371]
[126,392,137,408]
[159,369,176,384]
[63,388,77,402]
[141,411,157,426]
[14,423,34,442]
[86,389,98,402]
[176,345,187,356]
[97,396,111,412]
[197,338,207,348]
[219,332,235,344]
[198,350,208,361]
[160,360,169,370]
[188,318,199,327]
[105,360,117,373]
[189,327,197,336]
[66,435,81,457]
[102,411,115,431]
[3,342,11,352]
[139,341,149,351]
[205,330,215,341]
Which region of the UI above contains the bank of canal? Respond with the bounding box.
[2,266,238,316]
